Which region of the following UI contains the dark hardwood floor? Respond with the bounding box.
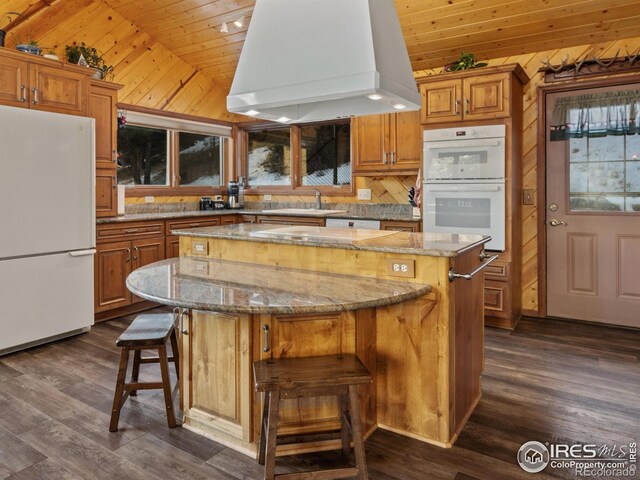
[0,309,638,479]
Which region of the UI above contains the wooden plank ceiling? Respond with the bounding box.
[98,0,640,89]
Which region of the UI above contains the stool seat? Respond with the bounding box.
[109,313,180,432]
[254,354,371,392]
[116,313,175,347]
[254,354,371,480]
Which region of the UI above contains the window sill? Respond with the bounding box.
[124,186,227,197]
[244,185,354,196]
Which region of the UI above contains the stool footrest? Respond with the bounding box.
[124,382,164,391]
[276,431,343,447]
[274,467,358,480]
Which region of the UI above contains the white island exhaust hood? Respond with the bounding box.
[226,0,420,124]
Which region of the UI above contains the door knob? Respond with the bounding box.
[549,219,567,227]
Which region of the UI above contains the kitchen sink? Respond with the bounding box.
[260,208,347,216]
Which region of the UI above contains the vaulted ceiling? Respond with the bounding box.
[2,0,639,118]
[102,0,640,89]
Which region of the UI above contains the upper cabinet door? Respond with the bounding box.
[29,64,87,115]
[462,73,509,121]
[420,79,461,124]
[0,56,28,108]
[352,114,389,172]
[90,85,117,168]
[389,110,421,170]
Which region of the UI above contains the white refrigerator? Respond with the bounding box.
[0,105,96,355]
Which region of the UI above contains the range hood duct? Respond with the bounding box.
[227,0,420,124]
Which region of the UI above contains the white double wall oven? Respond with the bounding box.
[423,125,506,251]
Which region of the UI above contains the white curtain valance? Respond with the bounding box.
[550,90,640,141]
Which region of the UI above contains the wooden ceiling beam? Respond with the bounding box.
[3,0,59,33]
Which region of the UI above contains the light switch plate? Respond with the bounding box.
[191,240,209,256]
[144,196,155,203]
[357,188,372,201]
[523,189,534,205]
[386,258,415,278]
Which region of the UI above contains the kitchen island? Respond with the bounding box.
[127,224,492,457]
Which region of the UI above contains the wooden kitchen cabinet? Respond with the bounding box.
[352,110,421,174]
[181,310,252,447]
[90,80,121,218]
[380,220,421,232]
[96,168,117,217]
[95,221,166,318]
[417,64,529,330]
[419,65,528,125]
[257,216,325,226]
[0,49,92,115]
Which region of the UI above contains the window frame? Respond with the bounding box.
[237,119,354,195]
[118,106,233,197]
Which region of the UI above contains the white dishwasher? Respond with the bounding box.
[325,218,381,230]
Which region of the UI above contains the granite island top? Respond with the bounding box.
[173,223,490,257]
[126,257,432,314]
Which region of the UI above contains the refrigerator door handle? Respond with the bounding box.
[69,249,97,257]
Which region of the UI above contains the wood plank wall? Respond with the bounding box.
[2,0,240,121]
[416,35,640,315]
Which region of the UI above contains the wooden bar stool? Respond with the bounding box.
[253,354,372,480]
[109,313,180,432]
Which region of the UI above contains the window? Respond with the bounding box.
[300,123,350,186]
[247,128,291,186]
[118,126,168,186]
[117,110,231,193]
[242,120,351,192]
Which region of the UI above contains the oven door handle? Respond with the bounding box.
[424,184,502,192]
[425,138,502,149]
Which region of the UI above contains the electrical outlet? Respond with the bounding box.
[144,196,155,203]
[522,189,534,205]
[191,240,209,256]
[357,188,372,201]
[386,259,415,278]
[264,194,272,201]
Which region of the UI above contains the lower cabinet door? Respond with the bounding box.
[95,240,132,312]
[165,235,180,258]
[484,280,511,319]
[182,311,252,445]
[131,236,165,303]
[258,311,356,440]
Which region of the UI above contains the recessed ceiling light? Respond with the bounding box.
[393,103,406,110]
[277,117,290,123]
[234,16,244,28]
[220,22,228,33]
[245,110,259,116]
[367,94,383,100]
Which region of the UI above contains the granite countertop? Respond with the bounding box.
[96,207,421,224]
[126,257,431,314]
[173,223,490,257]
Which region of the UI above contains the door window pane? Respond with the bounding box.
[117,126,168,185]
[300,123,351,186]
[569,134,640,212]
[248,129,291,186]
[179,133,223,186]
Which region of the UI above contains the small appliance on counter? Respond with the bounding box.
[237,176,246,209]
[227,180,243,209]
[199,196,226,210]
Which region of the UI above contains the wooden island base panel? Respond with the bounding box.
[127,224,491,457]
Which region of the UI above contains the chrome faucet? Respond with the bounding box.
[315,190,322,209]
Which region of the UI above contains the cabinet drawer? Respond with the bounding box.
[484,261,509,281]
[239,215,257,224]
[380,220,421,232]
[257,216,325,226]
[165,217,221,235]
[97,221,164,243]
[484,281,511,319]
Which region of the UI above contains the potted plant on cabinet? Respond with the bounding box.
[65,42,114,80]
[0,11,19,48]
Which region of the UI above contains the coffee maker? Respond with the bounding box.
[227,180,241,209]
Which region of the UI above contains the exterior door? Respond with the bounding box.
[546,88,640,328]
